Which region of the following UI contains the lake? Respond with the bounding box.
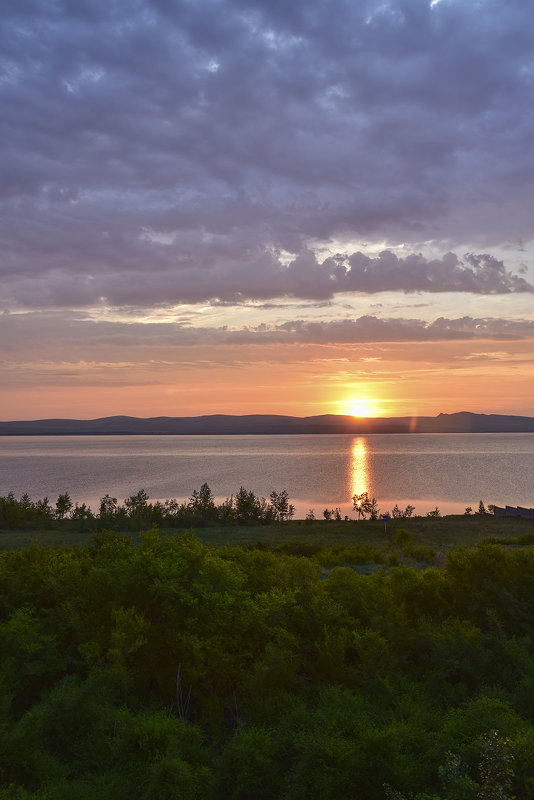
[0,433,533,519]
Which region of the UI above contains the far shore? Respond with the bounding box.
[1,410,534,436]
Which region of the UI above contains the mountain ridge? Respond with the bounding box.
[1,411,534,435]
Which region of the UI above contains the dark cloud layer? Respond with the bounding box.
[2,0,534,308]
[1,249,531,308]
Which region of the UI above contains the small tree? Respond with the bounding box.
[391,503,415,519]
[99,493,118,518]
[234,487,267,523]
[365,495,380,520]
[352,492,368,519]
[55,492,73,520]
[218,495,236,522]
[426,507,441,518]
[35,497,54,523]
[71,502,93,522]
[353,492,380,520]
[269,490,295,521]
[124,489,150,517]
[189,483,217,518]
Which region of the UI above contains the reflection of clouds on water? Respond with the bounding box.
[351,437,369,501]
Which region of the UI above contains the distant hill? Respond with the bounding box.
[1,411,534,435]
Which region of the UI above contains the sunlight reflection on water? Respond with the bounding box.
[350,437,369,499]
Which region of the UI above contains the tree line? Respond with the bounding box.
[0,485,295,530]
[0,488,497,531]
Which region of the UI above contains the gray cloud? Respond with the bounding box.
[1,249,531,308]
[1,0,534,309]
[2,310,534,355]
[273,315,534,344]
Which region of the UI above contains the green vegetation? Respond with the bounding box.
[1,489,534,798]
[0,486,532,556]
[0,485,296,534]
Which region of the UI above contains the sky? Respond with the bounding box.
[1,0,534,420]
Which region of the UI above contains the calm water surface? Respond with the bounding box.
[0,433,533,518]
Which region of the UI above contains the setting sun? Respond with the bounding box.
[342,399,380,418]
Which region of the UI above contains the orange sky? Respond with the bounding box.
[2,332,533,420]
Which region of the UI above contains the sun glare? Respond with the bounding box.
[343,399,379,418]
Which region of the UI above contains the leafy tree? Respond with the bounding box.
[269,490,294,521]
[234,487,268,523]
[70,503,94,530]
[391,504,416,519]
[218,495,236,522]
[477,730,515,800]
[322,506,342,522]
[54,493,73,520]
[188,483,217,519]
[0,492,25,528]
[124,489,150,517]
[438,751,477,800]
[365,495,380,520]
[352,492,368,519]
[353,492,380,519]
[99,494,118,518]
[216,726,281,800]
[34,497,54,524]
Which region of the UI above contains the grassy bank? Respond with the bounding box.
[1,513,532,554]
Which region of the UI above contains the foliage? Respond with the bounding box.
[0,527,533,798]
[54,493,73,520]
[427,507,442,518]
[391,504,416,519]
[0,485,297,531]
[385,731,517,800]
[477,730,515,800]
[352,491,380,519]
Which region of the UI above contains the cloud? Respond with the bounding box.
[1,0,534,308]
[1,249,531,308]
[2,310,534,357]
[273,315,534,343]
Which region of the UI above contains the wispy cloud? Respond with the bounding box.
[2,310,534,353]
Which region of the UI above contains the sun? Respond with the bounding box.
[343,398,379,418]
